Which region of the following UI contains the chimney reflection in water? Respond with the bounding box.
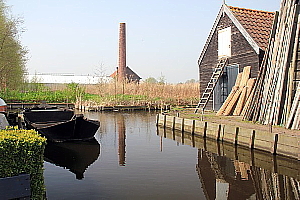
[117,115,126,166]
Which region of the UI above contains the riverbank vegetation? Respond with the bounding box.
[0,82,86,103]
[1,81,200,106]
[84,81,200,105]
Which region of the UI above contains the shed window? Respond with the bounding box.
[218,27,231,58]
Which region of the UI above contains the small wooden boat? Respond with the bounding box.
[23,106,100,142]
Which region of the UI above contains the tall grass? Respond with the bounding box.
[83,82,200,106]
[1,82,200,106]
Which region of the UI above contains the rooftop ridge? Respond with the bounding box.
[227,5,275,14]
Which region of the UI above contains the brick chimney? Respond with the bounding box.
[118,23,126,81]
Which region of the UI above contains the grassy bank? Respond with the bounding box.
[1,82,200,106]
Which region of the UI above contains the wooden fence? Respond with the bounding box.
[157,114,299,160]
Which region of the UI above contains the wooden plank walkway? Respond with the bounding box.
[157,114,299,160]
[0,174,31,199]
[7,103,75,110]
[76,104,171,112]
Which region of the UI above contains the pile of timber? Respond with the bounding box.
[242,0,300,130]
[216,66,256,116]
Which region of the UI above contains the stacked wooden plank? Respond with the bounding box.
[286,82,300,129]
[216,66,256,116]
[243,0,300,129]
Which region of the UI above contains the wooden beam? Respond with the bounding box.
[223,88,242,116]
[233,86,248,115]
[216,86,239,116]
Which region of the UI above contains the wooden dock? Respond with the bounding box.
[0,174,31,199]
[156,114,299,160]
[6,102,172,112]
[7,103,75,110]
[76,104,171,112]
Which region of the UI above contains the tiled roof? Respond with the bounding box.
[228,6,275,50]
[110,66,141,80]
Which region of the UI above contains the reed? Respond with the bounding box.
[83,82,200,106]
[1,82,200,106]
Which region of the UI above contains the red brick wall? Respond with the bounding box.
[118,23,126,81]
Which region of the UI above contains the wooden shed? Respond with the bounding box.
[198,4,275,110]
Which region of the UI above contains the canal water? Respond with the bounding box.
[43,111,299,200]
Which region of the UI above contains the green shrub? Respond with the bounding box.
[0,82,92,103]
[0,128,47,199]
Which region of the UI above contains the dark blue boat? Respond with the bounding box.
[23,107,100,142]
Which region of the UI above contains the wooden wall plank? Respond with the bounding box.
[0,174,31,199]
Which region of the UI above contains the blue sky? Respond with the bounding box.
[7,0,281,83]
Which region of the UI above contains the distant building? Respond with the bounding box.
[110,67,142,83]
[26,73,112,85]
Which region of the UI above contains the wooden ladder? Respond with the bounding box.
[195,57,228,113]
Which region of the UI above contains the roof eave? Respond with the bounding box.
[198,4,225,66]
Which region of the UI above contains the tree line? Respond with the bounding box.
[0,0,27,90]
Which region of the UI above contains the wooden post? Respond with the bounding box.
[191,120,195,135]
[272,133,279,155]
[250,130,255,149]
[203,122,207,138]
[17,116,22,129]
[234,127,239,145]
[214,125,220,141]
[172,116,176,131]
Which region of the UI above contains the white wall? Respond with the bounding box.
[26,74,112,84]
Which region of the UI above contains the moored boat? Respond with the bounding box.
[23,106,100,142]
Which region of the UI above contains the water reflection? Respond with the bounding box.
[198,150,256,199]
[117,114,126,166]
[43,111,298,199]
[44,138,100,180]
[157,127,300,200]
[197,150,300,200]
